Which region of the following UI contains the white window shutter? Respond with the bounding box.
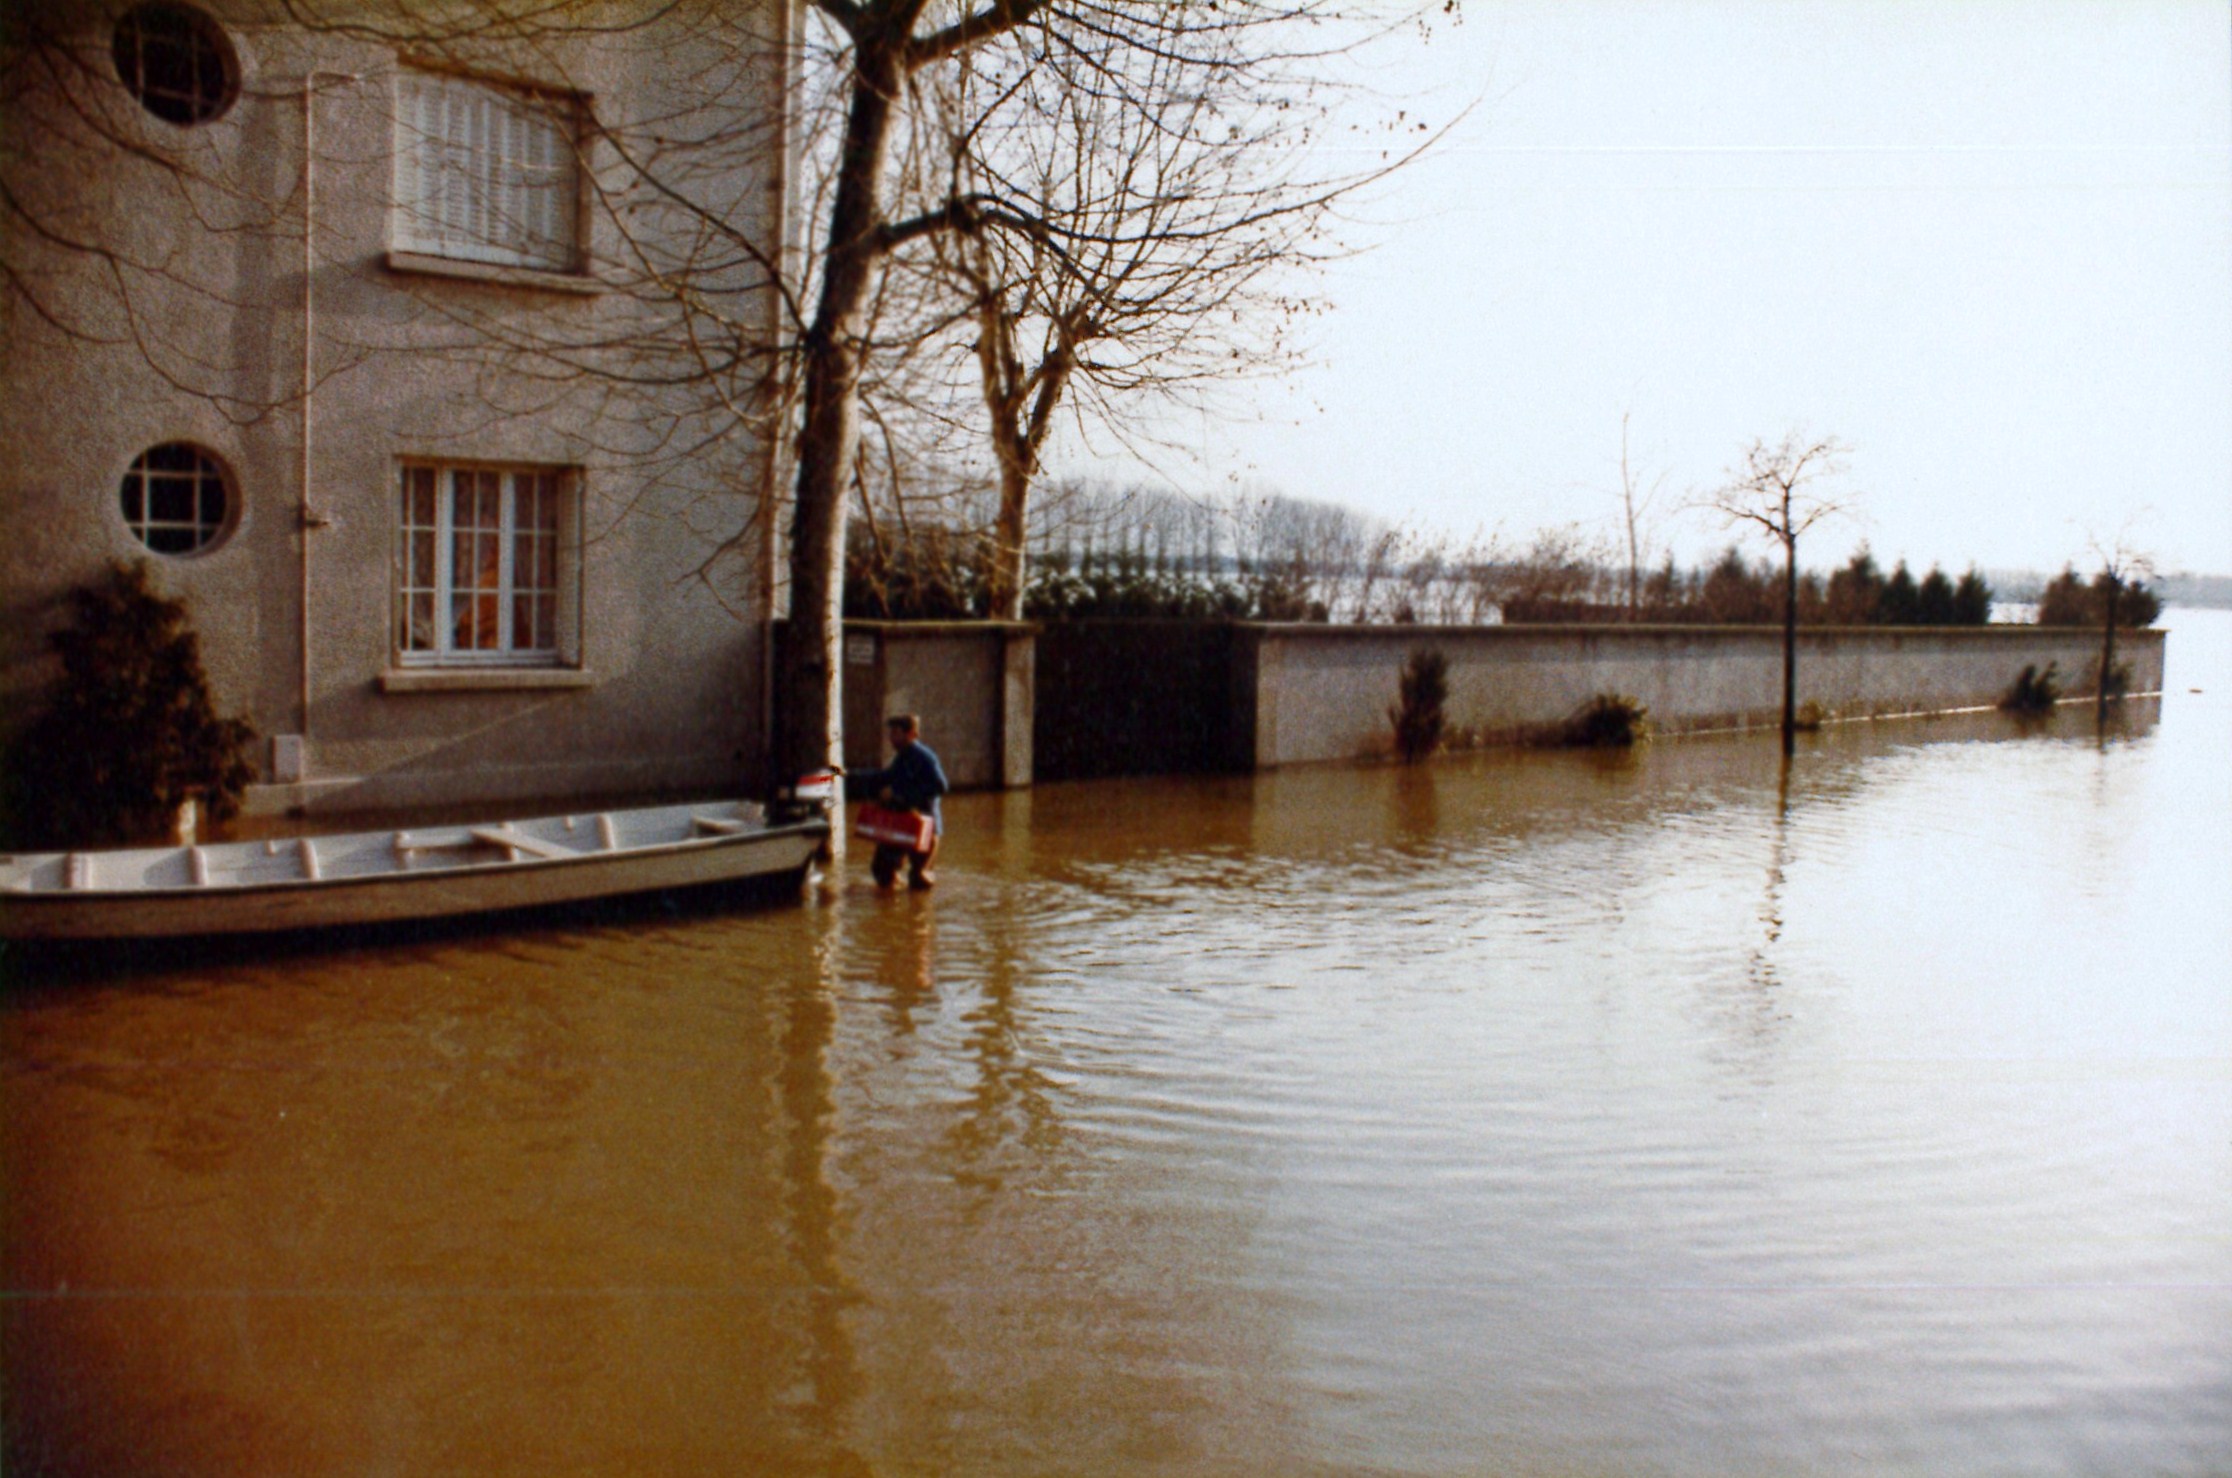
[394,70,577,271]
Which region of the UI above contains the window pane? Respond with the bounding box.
[198,478,224,528]
[410,530,435,587]
[452,591,500,650]
[408,467,436,527]
[144,32,194,104]
[409,592,435,650]
[148,526,194,555]
[535,593,557,648]
[121,473,144,524]
[150,475,194,524]
[512,594,534,649]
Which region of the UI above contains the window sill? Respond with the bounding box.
[384,250,604,296]
[379,667,595,694]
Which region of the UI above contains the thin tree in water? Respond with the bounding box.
[1694,433,1856,757]
[2083,522,2156,728]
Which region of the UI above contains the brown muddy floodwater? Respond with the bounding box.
[6,612,2230,1477]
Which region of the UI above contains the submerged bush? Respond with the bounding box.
[2,561,257,848]
[2000,662,2062,716]
[1390,648,1449,763]
[1558,692,1650,748]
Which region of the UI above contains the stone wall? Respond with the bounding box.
[838,623,1034,790]
[1034,622,1242,780]
[1242,623,2169,768]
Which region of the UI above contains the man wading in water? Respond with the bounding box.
[855,713,948,890]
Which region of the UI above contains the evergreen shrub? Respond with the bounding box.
[1390,648,1449,763]
[3,561,257,848]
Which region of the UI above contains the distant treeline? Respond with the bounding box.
[2002,567,2221,613]
[842,484,2157,628]
[2033,567,2162,628]
[2155,572,2232,609]
[1506,547,1995,627]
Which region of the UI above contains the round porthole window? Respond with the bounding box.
[112,4,238,127]
[120,443,233,556]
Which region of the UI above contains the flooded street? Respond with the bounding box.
[6,612,2229,1476]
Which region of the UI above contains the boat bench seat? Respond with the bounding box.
[468,826,579,861]
[692,815,751,836]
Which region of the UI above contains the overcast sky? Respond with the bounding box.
[1061,1,2232,578]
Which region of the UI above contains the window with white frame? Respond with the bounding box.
[120,441,233,555]
[393,69,581,272]
[397,464,575,665]
[112,4,238,127]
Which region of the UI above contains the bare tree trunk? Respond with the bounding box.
[976,291,1032,621]
[989,377,1074,619]
[986,450,1032,620]
[2097,574,2120,725]
[1781,536,1799,758]
[1616,411,1664,623]
[1622,419,1641,621]
[1626,523,1642,621]
[977,311,1078,621]
[1625,526,1641,621]
[781,41,908,795]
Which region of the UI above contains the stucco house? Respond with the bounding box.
[1,0,799,817]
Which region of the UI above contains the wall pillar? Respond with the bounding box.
[1000,626,1034,788]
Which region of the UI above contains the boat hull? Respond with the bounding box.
[0,822,825,942]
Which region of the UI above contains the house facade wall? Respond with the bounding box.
[1,0,795,817]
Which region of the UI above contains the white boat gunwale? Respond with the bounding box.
[2,820,826,902]
[0,801,828,941]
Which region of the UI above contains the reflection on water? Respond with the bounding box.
[6,613,2229,1475]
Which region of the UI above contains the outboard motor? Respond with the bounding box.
[770,768,838,828]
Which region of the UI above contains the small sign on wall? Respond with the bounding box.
[846,634,877,667]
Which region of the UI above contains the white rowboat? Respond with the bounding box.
[0,800,825,941]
